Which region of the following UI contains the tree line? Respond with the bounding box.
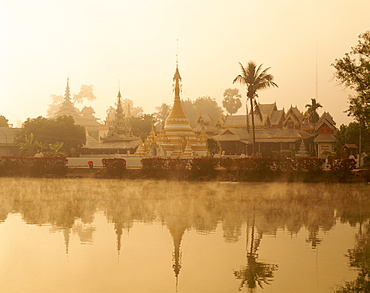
[1,29,370,160]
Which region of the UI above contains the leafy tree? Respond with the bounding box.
[207,138,220,157]
[181,99,199,126]
[233,61,278,156]
[16,116,86,156]
[222,88,242,115]
[122,99,143,117]
[73,84,97,104]
[0,115,9,127]
[305,98,322,124]
[335,223,370,292]
[194,96,223,122]
[128,114,156,140]
[181,97,223,126]
[154,103,171,128]
[47,85,97,118]
[332,30,370,127]
[335,122,370,154]
[18,133,40,156]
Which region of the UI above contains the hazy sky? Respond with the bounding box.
[1,0,369,127]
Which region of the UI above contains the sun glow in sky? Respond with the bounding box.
[1,0,369,127]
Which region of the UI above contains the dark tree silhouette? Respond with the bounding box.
[233,62,278,156]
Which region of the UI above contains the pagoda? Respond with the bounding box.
[98,90,140,153]
[136,62,208,157]
[55,77,83,124]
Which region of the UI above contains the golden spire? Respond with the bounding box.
[165,63,188,121]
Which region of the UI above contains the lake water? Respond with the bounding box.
[0,178,369,293]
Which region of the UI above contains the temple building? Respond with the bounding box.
[212,103,335,158]
[135,63,208,157]
[82,90,140,154]
[54,78,102,138]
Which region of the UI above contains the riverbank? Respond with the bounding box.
[66,166,370,183]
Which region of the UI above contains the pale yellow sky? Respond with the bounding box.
[1,0,369,127]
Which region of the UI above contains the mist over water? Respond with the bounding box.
[0,178,368,292]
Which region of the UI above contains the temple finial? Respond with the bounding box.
[176,39,179,67]
[65,77,71,101]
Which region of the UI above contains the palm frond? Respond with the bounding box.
[254,100,263,121]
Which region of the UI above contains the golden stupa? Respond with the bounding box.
[136,62,208,157]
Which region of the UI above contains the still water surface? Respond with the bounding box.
[0,178,369,293]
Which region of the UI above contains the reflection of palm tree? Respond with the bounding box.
[234,208,278,292]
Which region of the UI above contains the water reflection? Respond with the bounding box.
[0,178,369,292]
[335,221,370,292]
[234,207,278,291]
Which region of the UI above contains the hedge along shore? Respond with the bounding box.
[76,157,369,183]
[1,156,369,183]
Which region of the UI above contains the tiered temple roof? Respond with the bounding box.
[135,63,208,157]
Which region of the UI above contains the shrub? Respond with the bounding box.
[0,156,68,177]
[190,158,219,180]
[102,158,127,178]
[327,159,356,182]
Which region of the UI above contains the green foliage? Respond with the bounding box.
[102,158,126,178]
[207,138,220,156]
[0,115,9,127]
[181,99,198,126]
[305,98,322,123]
[336,122,370,154]
[332,30,370,126]
[194,96,223,122]
[141,158,189,170]
[222,88,242,115]
[128,114,156,140]
[327,159,357,182]
[73,84,97,104]
[0,156,68,177]
[18,133,40,156]
[137,157,357,182]
[16,116,86,156]
[190,158,219,180]
[122,99,144,117]
[335,222,370,292]
[154,103,171,127]
[140,158,190,179]
[181,97,223,127]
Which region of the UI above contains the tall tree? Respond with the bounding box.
[333,31,370,165]
[154,103,171,129]
[233,61,278,156]
[73,85,97,104]
[194,96,223,122]
[305,98,322,124]
[0,115,9,127]
[332,30,370,126]
[16,116,86,156]
[128,114,156,140]
[222,88,242,115]
[181,99,199,127]
[122,99,143,117]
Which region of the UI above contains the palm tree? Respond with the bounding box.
[233,62,278,156]
[305,98,322,124]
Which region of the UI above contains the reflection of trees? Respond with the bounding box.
[234,207,278,292]
[335,221,370,292]
[1,179,370,288]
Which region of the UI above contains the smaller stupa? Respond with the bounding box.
[296,140,309,158]
[99,90,140,154]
